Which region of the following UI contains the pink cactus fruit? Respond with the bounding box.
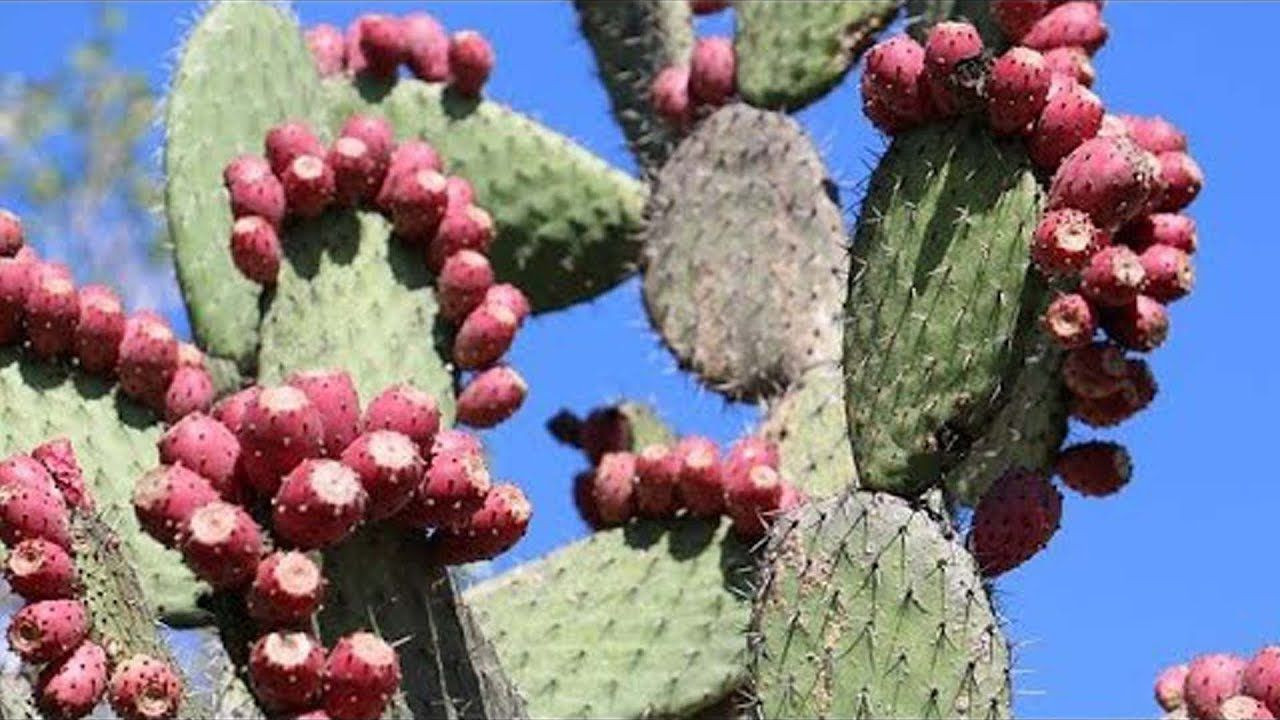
[164,365,215,423]
[1062,342,1130,399]
[651,65,693,128]
[430,483,532,564]
[676,435,724,518]
[362,383,441,458]
[230,216,282,286]
[239,385,326,496]
[0,254,33,345]
[340,114,394,175]
[24,263,79,360]
[158,412,242,502]
[107,654,183,720]
[272,459,367,550]
[1041,292,1097,349]
[74,284,125,376]
[438,250,495,323]
[1021,1,1108,54]
[1121,115,1187,154]
[1220,696,1275,720]
[633,444,681,518]
[448,30,494,97]
[328,136,381,207]
[1028,75,1103,170]
[376,141,443,212]
[306,24,346,77]
[117,311,180,409]
[32,437,90,511]
[724,464,786,540]
[1031,208,1109,276]
[1054,440,1131,497]
[969,468,1062,577]
[387,168,449,240]
[265,122,325,178]
[1070,358,1157,428]
[212,386,260,438]
[322,632,402,720]
[132,465,220,546]
[247,550,327,629]
[1155,663,1190,712]
[1244,647,1280,718]
[404,12,450,82]
[1102,295,1169,352]
[861,35,930,132]
[1184,654,1247,720]
[0,208,23,257]
[1080,245,1146,308]
[483,284,530,326]
[990,0,1051,41]
[456,366,527,429]
[578,407,634,464]
[250,631,327,712]
[445,176,474,208]
[7,599,89,663]
[344,18,369,77]
[1156,151,1204,212]
[723,436,781,487]
[573,469,603,530]
[1049,136,1163,230]
[1121,214,1198,258]
[688,36,736,107]
[987,47,1052,136]
[224,154,286,228]
[922,22,984,117]
[400,429,490,528]
[282,154,337,219]
[37,639,108,720]
[5,538,77,601]
[0,480,71,549]
[341,430,425,521]
[0,452,59,495]
[286,368,361,458]
[428,205,495,272]
[292,711,332,720]
[1042,46,1096,86]
[180,500,264,589]
[453,300,518,370]
[591,451,637,527]
[357,14,408,78]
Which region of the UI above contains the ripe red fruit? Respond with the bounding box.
[341,430,425,520]
[117,312,179,409]
[404,13,450,82]
[430,484,532,564]
[158,412,242,502]
[376,141,443,212]
[438,250,495,323]
[723,436,781,487]
[1081,245,1146,308]
[265,122,324,177]
[725,464,786,540]
[1184,654,1247,720]
[448,30,494,97]
[272,460,367,550]
[1219,696,1274,720]
[1156,151,1204,212]
[230,216,282,286]
[922,22,984,117]
[0,481,71,549]
[322,633,402,720]
[482,284,530,325]
[305,24,346,78]
[456,366,527,429]
[247,551,327,629]
[250,632,327,711]
[573,469,602,529]
[1120,115,1187,154]
[1062,342,1130,399]
[578,407,633,464]
[1027,75,1103,170]
[987,47,1051,136]
[0,209,24,257]
[592,452,637,527]
[1042,46,1095,87]
[180,500,264,589]
[990,0,1051,40]
[37,639,108,720]
[1049,136,1163,230]
[107,654,183,720]
[32,438,90,511]
[1102,295,1169,352]
[445,176,474,208]
[0,255,33,345]
[1054,441,1131,497]
[7,599,88,663]
[75,284,125,376]
[5,538,77,600]
[339,115,393,173]
[212,385,262,437]
[387,168,449,240]
[1243,646,1280,717]
[328,136,382,207]
[239,385,326,496]
[357,15,408,78]
[453,301,518,370]
[286,368,362,458]
[428,205,495,272]
[1070,359,1157,428]
[689,0,729,14]
[1154,663,1190,712]
[689,37,736,107]
[400,429,490,528]
[224,154,286,228]
[362,384,441,458]
[633,444,681,518]
[651,65,692,128]
[1021,1,1108,54]
[861,35,930,131]
[676,435,724,518]
[24,264,78,359]
[164,365,215,423]
[1120,213,1198,255]
[282,154,337,219]
[969,468,1062,577]
[0,453,58,495]
[1041,292,1097,349]
[1031,208,1108,276]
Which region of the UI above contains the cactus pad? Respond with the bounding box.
[761,366,858,498]
[735,1,900,111]
[843,121,1043,498]
[751,491,1011,718]
[467,519,753,719]
[0,674,37,720]
[642,104,847,400]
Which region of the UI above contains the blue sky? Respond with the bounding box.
[0,3,1275,717]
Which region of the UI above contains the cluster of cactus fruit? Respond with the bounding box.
[0,0,1229,718]
[1155,647,1280,720]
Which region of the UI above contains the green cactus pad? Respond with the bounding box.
[735,1,900,111]
[574,0,694,173]
[751,492,1011,718]
[0,674,38,720]
[843,120,1044,498]
[466,519,754,719]
[618,400,675,449]
[761,366,858,498]
[256,210,454,416]
[642,104,847,400]
[0,349,205,624]
[165,1,323,369]
[322,77,648,314]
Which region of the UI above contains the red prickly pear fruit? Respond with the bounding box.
[1050,136,1163,230]
[1042,46,1095,87]
[579,407,633,464]
[690,0,730,14]
[1220,696,1275,720]
[1063,342,1130,399]
[292,711,332,720]
[573,469,604,529]
[453,301,518,370]
[1081,245,1146,308]
[0,208,23,257]
[456,366,527,429]
[1097,112,1128,139]
[7,599,88,663]
[1041,293,1097,349]
[591,452,637,527]
[247,551,327,629]
[1021,1,1108,54]
[483,284,530,326]
[651,65,693,128]
[922,22,984,117]
[1155,663,1190,712]
[117,312,179,409]
[861,35,930,130]
[24,264,79,360]
[990,0,1051,41]
[362,384,441,457]
[1244,647,1280,717]
[286,369,361,458]
[107,654,183,720]
[388,168,449,240]
[448,30,494,97]
[969,468,1062,578]
[322,633,401,720]
[1028,75,1103,170]
[1031,208,1109,276]
[430,483,532,564]
[282,154,337,219]
[445,176,474,208]
[32,438,90,511]
[328,137,381,207]
[357,15,407,78]
[339,115,394,172]
[376,141,443,211]
[1054,440,1131,497]
[0,453,59,495]
[250,631,327,711]
[404,13,450,82]
[158,413,242,502]
[272,460,367,550]
[177,341,206,369]
[723,436,781,487]
[164,366,214,423]
[0,255,33,345]
[224,154,286,229]
[75,284,125,376]
[1102,295,1169,352]
[633,444,681,518]
[1070,358,1157,428]
[180,500,263,589]
[265,122,325,177]
[0,482,71,549]
[1122,213,1198,255]
[213,385,261,436]
[230,216,282,286]
[344,19,368,77]
[240,385,326,496]
[689,36,736,107]
[306,24,346,77]
[138,463,234,546]
[37,639,108,720]
[428,205,495,272]
[987,47,1051,136]
[401,429,490,527]
[341,430,424,520]
[1184,654,1248,720]
[5,538,77,600]
[726,465,786,540]
[676,436,724,518]
[1120,115,1187,154]
[1156,151,1204,212]
[438,250,494,323]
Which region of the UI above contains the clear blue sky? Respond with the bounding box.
[0,3,1274,717]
